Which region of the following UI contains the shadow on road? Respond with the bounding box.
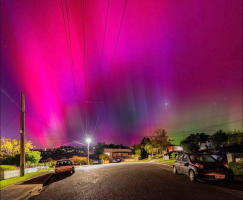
[198,180,243,191]
[19,173,51,185]
[45,172,73,186]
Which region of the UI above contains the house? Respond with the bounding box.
[40,156,65,163]
[104,148,132,161]
[166,145,183,153]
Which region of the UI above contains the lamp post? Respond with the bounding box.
[86,138,91,165]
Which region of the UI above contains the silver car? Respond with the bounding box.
[173,153,234,182]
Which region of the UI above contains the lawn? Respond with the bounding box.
[123,158,151,163]
[0,168,54,188]
[156,158,176,165]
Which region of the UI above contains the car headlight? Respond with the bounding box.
[195,163,204,169]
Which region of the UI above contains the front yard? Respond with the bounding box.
[156,158,176,165]
[0,168,54,188]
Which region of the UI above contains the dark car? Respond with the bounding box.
[173,153,234,182]
[211,149,241,163]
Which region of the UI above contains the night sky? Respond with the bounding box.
[1,0,242,149]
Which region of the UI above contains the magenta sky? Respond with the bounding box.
[1,0,242,148]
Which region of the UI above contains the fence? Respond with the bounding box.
[227,153,243,163]
[0,167,38,180]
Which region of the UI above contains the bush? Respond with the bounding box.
[99,154,109,161]
[70,156,89,165]
[155,154,163,159]
[0,165,17,172]
[44,161,56,167]
[89,159,93,165]
[171,152,177,159]
[228,162,243,175]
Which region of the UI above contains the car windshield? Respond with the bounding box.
[56,160,72,166]
[189,155,217,163]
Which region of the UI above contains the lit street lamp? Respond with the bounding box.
[86,138,91,165]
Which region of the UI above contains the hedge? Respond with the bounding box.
[0,165,17,172]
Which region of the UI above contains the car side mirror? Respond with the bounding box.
[184,163,189,166]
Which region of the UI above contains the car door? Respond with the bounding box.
[176,154,184,172]
[180,155,190,174]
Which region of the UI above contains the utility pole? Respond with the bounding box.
[20,93,25,176]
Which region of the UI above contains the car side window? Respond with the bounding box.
[177,155,183,160]
[182,155,189,163]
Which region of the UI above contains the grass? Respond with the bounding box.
[0,168,54,188]
[123,158,151,163]
[156,158,176,165]
[228,162,243,175]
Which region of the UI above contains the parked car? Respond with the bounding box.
[173,153,234,182]
[93,159,99,164]
[55,159,75,175]
[111,158,122,163]
[211,149,241,163]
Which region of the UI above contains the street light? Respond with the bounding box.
[86,138,91,165]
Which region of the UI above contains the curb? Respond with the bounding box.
[19,184,43,200]
[42,173,54,186]
[19,173,54,200]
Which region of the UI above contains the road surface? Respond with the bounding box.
[30,162,243,200]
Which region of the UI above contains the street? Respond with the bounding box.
[30,163,243,200]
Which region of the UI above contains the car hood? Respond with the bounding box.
[193,162,227,170]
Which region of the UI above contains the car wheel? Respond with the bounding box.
[72,170,75,174]
[173,166,178,174]
[189,170,197,182]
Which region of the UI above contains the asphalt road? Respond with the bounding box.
[30,163,243,200]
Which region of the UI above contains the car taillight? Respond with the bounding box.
[195,163,204,169]
[223,164,230,169]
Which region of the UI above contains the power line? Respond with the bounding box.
[0,111,20,132]
[165,111,242,129]
[61,0,85,134]
[0,88,21,109]
[91,103,104,135]
[105,0,127,92]
[25,111,77,142]
[60,0,77,102]
[96,0,110,97]
[168,119,243,135]
[89,0,127,136]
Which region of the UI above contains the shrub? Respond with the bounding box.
[0,165,17,172]
[171,152,177,159]
[155,154,163,159]
[70,156,88,165]
[89,159,93,165]
[228,162,243,175]
[45,161,56,167]
[99,154,109,161]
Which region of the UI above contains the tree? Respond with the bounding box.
[211,129,228,150]
[150,129,173,153]
[94,142,104,157]
[0,137,35,159]
[133,144,142,157]
[25,151,41,165]
[144,142,153,156]
[226,129,243,147]
[99,153,109,161]
[180,133,209,153]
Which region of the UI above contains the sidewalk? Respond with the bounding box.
[0,171,54,200]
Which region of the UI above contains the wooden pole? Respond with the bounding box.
[20,93,25,176]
